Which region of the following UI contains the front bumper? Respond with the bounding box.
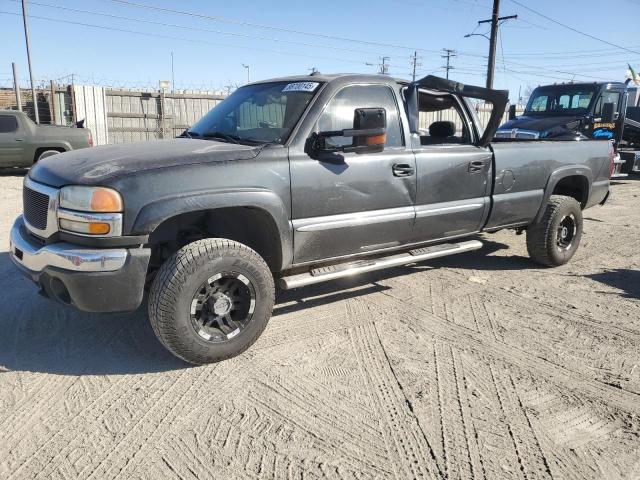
[10,215,151,312]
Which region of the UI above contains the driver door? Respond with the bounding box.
[289,84,416,264]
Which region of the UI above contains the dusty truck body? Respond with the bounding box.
[10,74,613,364]
[0,110,92,167]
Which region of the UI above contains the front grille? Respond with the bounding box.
[516,131,539,139]
[23,186,50,231]
[495,129,540,140]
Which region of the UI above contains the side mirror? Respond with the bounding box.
[312,108,386,154]
[508,104,517,121]
[601,102,616,123]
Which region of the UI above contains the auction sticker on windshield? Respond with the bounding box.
[282,82,320,93]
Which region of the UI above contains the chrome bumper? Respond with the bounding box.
[9,215,128,273]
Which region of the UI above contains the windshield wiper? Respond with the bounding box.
[201,131,241,144]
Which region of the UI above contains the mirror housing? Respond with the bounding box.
[313,108,386,154]
[601,102,616,123]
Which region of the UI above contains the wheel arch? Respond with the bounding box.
[533,167,592,224]
[138,191,292,272]
[33,146,67,163]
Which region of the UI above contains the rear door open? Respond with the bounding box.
[406,75,509,147]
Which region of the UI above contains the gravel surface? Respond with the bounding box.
[0,170,639,479]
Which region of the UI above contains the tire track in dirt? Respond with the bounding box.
[488,365,552,479]
[97,366,218,480]
[26,374,178,480]
[368,289,640,416]
[248,381,390,477]
[349,323,443,479]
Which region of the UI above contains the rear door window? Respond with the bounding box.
[0,115,18,133]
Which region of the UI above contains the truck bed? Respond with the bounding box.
[485,140,612,230]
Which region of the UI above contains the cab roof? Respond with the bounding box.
[249,73,409,86]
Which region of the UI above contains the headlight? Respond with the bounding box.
[59,186,123,212]
[58,186,123,236]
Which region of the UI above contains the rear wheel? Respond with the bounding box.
[526,195,583,267]
[35,149,62,162]
[149,238,275,364]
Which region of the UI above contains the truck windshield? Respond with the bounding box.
[187,81,321,145]
[525,85,597,116]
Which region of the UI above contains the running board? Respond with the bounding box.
[278,240,483,290]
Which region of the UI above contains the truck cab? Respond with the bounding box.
[497,81,628,143]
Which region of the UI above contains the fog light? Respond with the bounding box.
[60,218,111,235]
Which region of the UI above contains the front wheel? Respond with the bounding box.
[526,195,583,267]
[149,238,275,364]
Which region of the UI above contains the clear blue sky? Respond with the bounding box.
[1,0,638,101]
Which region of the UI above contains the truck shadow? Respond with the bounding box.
[426,239,538,271]
[0,168,28,177]
[0,252,186,376]
[0,239,536,376]
[585,269,640,299]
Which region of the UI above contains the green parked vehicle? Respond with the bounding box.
[0,110,93,167]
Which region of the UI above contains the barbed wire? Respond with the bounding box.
[0,75,230,95]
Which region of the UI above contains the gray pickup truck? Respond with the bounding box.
[0,110,92,167]
[10,74,612,364]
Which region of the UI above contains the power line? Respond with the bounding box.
[509,0,640,55]
[10,0,402,59]
[0,10,379,68]
[103,0,445,55]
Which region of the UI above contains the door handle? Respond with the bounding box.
[392,163,415,177]
[468,160,486,173]
[15,138,24,142]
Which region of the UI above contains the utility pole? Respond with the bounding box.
[242,64,250,84]
[379,57,390,75]
[411,51,421,82]
[12,62,22,111]
[171,51,175,93]
[441,49,457,80]
[477,0,517,89]
[21,0,39,123]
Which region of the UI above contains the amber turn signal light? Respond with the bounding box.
[91,188,123,212]
[366,134,386,146]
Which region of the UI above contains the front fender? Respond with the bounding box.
[132,188,293,269]
[533,165,592,224]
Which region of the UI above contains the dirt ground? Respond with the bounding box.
[0,170,639,480]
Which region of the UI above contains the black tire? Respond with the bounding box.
[149,238,275,364]
[526,195,583,267]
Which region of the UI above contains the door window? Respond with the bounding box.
[0,115,18,133]
[594,91,621,117]
[315,85,403,148]
[417,92,472,145]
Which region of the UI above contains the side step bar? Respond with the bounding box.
[278,240,483,290]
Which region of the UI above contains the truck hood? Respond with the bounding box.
[498,114,584,137]
[29,138,259,187]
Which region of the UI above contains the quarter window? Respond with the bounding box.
[0,115,18,133]
[316,85,403,148]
